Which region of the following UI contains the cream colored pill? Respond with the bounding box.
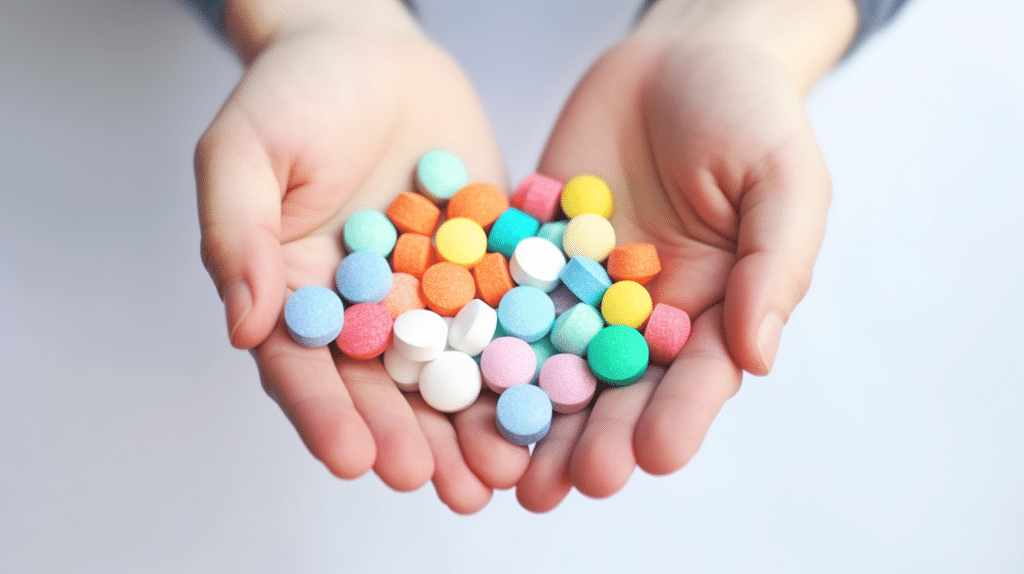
[447,299,497,356]
[509,236,566,293]
[562,213,616,262]
[392,309,449,361]
[419,350,482,413]
[382,344,427,392]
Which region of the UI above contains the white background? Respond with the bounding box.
[2,1,1022,572]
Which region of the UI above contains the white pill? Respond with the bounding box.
[509,236,566,293]
[392,309,448,361]
[447,299,497,356]
[382,344,427,392]
[419,351,482,413]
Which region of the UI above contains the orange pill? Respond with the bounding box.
[380,272,426,320]
[606,243,662,285]
[473,251,515,308]
[386,191,440,236]
[447,182,509,229]
[421,262,476,316]
[391,233,436,279]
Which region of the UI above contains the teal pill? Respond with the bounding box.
[536,220,568,252]
[498,285,555,343]
[496,384,552,446]
[550,302,605,356]
[488,208,539,258]
[334,251,393,304]
[284,286,344,347]
[416,149,469,202]
[559,255,612,307]
[528,337,558,383]
[343,210,397,257]
[587,325,649,386]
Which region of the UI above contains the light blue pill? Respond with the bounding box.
[334,251,393,304]
[496,384,552,446]
[498,285,555,343]
[343,210,397,257]
[550,302,605,356]
[416,149,469,202]
[528,337,558,383]
[488,208,539,259]
[536,220,568,252]
[559,255,612,307]
[284,286,344,347]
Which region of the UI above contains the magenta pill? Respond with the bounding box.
[539,353,597,414]
[480,336,537,394]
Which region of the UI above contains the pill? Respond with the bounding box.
[559,255,612,307]
[419,350,482,413]
[343,209,398,257]
[472,251,515,308]
[379,272,426,320]
[587,325,649,386]
[421,262,476,316]
[539,353,597,414]
[335,303,392,360]
[549,302,605,356]
[536,220,568,251]
[601,280,653,329]
[386,191,441,236]
[511,173,563,222]
[391,233,436,279]
[415,149,469,203]
[284,286,344,348]
[548,285,581,316]
[562,213,616,262]
[644,303,691,365]
[335,251,393,304]
[488,207,539,258]
[382,344,427,392]
[495,384,552,446]
[447,299,498,356]
[447,182,509,229]
[479,336,537,394]
[509,236,566,293]
[528,337,558,383]
[392,309,448,361]
[497,285,556,342]
[607,242,661,285]
[560,173,613,219]
[435,217,487,267]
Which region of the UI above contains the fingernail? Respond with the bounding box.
[756,312,784,373]
[224,278,252,346]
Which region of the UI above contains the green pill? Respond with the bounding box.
[488,208,539,258]
[586,325,649,386]
[415,149,469,202]
[343,209,397,257]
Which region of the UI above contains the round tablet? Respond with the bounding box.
[536,220,568,250]
[488,208,539,258]
[607,242,661,285]
[419,351,482,413]
[497,285,556,342]
[335,251,393,304]
[601,280,653,329]
[540,354,597,414]
[335,303,392,360]
[447,299,498,356]
[343,209,397,257]
[559,255,612,307]
[386,191,440,236]
[560,173,613,219]
[472,251,515,309]
[511,173,563,222]
[528,337,558,383]
[644,303,691,365]
[479,336,537,394]
[509,236,566,292]
[562,213,616,262]
[435,217,487,267]
[392,309,449,361]
[549,302,605,356]
[382,344,427,393]
[447,182,509,229]
[421,262,476,316]
[415,149,469,203]
[496,384,553,446]
[391,233,436,279]
[548,285,581,316]
[587,325,649,386]
[284,286,344,348]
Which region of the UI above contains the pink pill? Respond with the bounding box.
[539,353,597,414]
[511,173,563,223]
[643,303,691,365]
[480,336,537,394]
[336,303,393,360]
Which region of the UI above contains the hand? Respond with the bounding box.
[515,0,857,511]
[194,0,529,513]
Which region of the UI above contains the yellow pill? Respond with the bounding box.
[601,280,653,329]
[562,213,616,262]
[560,174,613,219]
[435,217,487,267]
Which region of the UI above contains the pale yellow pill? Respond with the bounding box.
[562,213,616,262]
[601,280,653,329]
[435,217,487,267]
[560,174,613,219]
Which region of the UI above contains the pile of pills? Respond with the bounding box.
[283,150,691,447]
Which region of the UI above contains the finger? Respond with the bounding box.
[516,409,588,513]
[452,392,531,490]
[196,107,286,349]
[334,354,434,492]
[254,319,376,480]
[634,304,742,475]
[407,393,493,515]
[570,367,663,498]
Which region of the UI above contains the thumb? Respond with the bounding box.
[195,110,286,349]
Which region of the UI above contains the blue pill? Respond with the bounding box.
[488,208,539,258]
[498,285,556,343]
[284,286,344,347]
[536,220,568,251]
[334,251,393,304]
[496,384,553,446]
[559,255,612,306]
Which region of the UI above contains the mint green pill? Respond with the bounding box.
[537,220,568,252]
[416,149,469,202]
[343,210,397,257]
[550,303,605,356]
[528,337,558,383]
[587,325,649,386]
